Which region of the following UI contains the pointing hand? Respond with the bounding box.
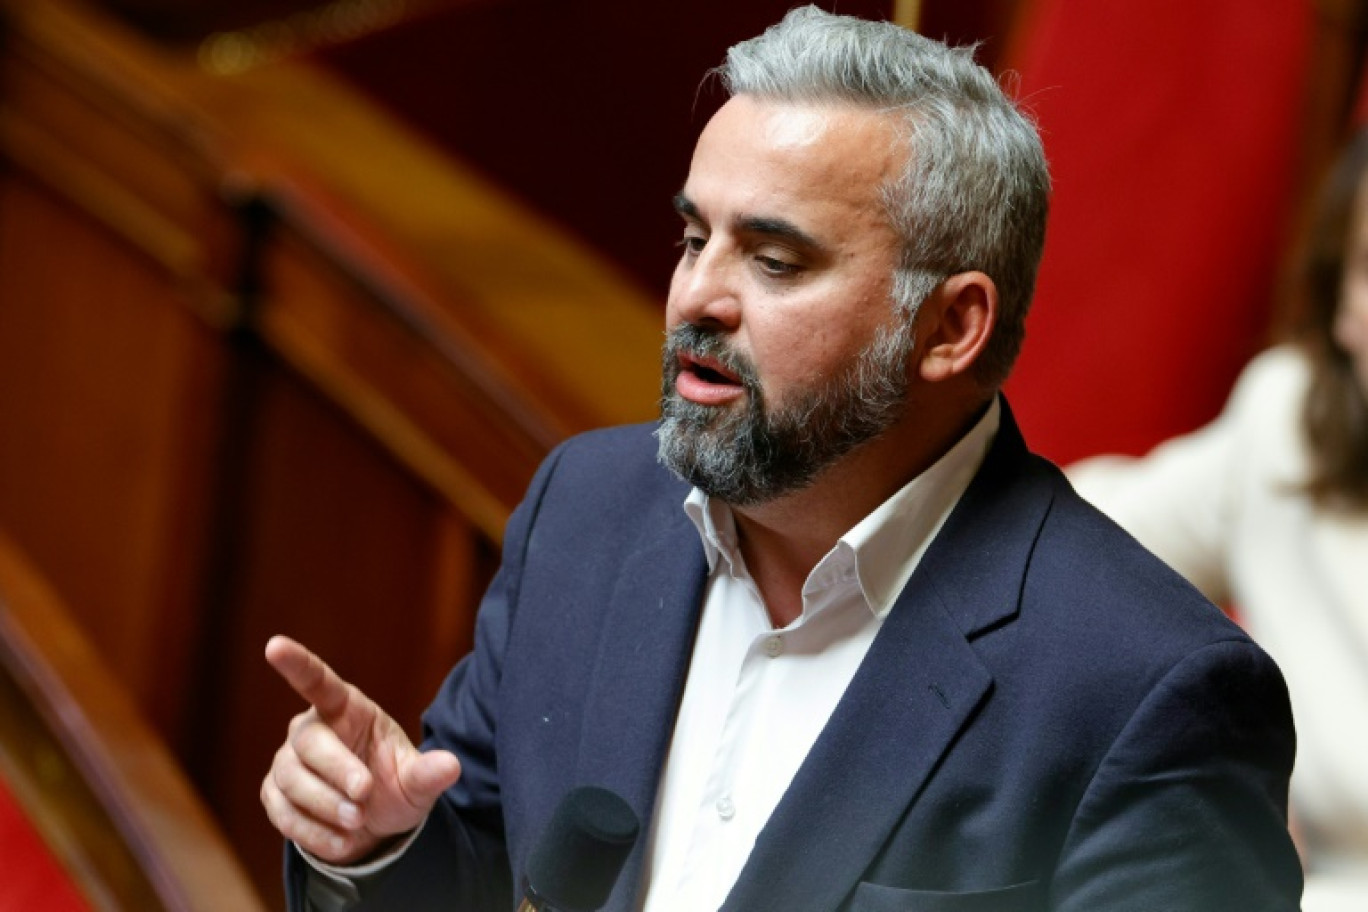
[259,635,462,864]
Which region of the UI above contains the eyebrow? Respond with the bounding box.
[673,193,823,251]
[672,193,700,220]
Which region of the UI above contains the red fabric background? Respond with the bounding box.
[1002,0,1313,463]
[0,778,90,911]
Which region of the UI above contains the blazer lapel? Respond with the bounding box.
[722,403,1057,911]
[721,585,993,912]
[575,512,708,911]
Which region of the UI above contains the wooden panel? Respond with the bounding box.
[0,530,266,911]
[0,0,243,298]
[258,224,545,538]
[0,0,245,752]
[0,1,664,907]
[0,173,235,749]
[198,56,664,443]
[186,355,497,903]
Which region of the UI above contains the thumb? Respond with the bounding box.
[400,749,462,809]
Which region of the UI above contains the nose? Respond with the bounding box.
[667,243,741,332]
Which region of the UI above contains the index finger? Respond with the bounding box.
[265,635,354,723]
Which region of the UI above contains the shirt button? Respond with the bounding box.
[764,635,784,658]
[716,796,735,820]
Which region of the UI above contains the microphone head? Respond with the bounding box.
[525,785,640,912]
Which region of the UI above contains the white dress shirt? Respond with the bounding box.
[638,401,999,912]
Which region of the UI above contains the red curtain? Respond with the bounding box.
[0,779,90,911]
[1001,0,1313,464]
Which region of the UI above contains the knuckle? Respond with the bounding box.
[276,808,315,847]
[261,785,289,834]
[293,721,327,758]
[287,708,318,739]
[271,748,301,793]
[277,814,302,844]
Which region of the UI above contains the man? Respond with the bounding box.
[261,7,1304,910]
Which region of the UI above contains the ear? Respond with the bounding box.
[916,271,997,383]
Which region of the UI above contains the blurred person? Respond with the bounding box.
[261,7,1302,910]
[1071,128,1368,911]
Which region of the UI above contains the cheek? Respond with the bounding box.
[1333,285,1368,395]
[752,313,837,366]
[750,323,870,402]
[1335,281,1368,354]
[664,269,687,326]
[756,289,891,376]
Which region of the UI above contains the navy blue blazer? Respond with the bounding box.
[287,403,1303,911]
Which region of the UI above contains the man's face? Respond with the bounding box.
[1337,181,1368,396]
[656,96,914,505]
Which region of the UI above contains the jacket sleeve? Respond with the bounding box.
[1051,638,1303,911]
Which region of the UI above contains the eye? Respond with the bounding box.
[755,254,801,278]
[677,231,707,258]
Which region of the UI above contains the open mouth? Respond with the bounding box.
[684,353,740,384]
[679,351,742,385]
[675,350,746,405]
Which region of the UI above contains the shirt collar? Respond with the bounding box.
[683,486,737,575]
[683,399,1000,618]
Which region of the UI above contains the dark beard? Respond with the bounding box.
[655,320,915,506]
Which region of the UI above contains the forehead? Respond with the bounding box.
[682,96,906,235]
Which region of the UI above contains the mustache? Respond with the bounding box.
[662,324,760,390]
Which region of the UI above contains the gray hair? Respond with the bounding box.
[718,5,1050,388]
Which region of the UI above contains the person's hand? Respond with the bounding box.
[260,635,462,865]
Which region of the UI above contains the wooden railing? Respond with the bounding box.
[0,0,662,904]
[0,530,267,911]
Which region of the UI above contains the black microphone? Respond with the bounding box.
[517,785,641,912]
